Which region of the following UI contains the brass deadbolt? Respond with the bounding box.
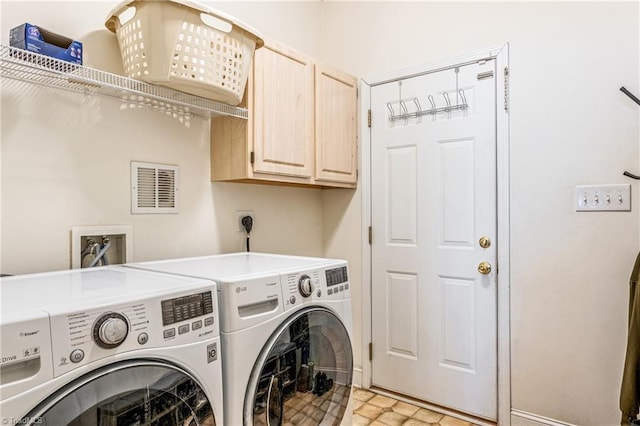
[479,236,491,249]
[478,261,492,275]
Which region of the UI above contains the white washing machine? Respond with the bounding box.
[0,266,224,426]
[127,252,354,426]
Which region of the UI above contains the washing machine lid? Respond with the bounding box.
[0,266,216,318]
[126,252,344,281]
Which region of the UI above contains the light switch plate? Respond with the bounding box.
[575,184,631,211]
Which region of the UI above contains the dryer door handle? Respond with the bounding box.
[266,375,278,426]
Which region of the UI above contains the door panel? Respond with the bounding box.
[371,61,497,419]
[441,276,475,370]
[438,138,475,246]
[387,271,419,358]
[386,145,418,245]
[315,63,358,184]
[253,43,314,178]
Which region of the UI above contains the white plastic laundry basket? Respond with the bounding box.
[106,0,263,105]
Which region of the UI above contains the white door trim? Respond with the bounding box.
[359,43,511,425]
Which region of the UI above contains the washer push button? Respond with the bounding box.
[70,349,84,363]
[164,328,176,339]
[192,320,203,330]
[204,317,214,327]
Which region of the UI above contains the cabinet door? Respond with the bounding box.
[315,63,358,185]
[252,41,314,178]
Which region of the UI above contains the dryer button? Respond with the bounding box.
[289,295,296,305]
[192,320,203,330]
[178,324,190,335]
[137,332,149,345]
[164,328,176,339]
[204,317,214,327]
[70,349,84,363]
[207,343,217,363]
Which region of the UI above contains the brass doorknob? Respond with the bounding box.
[478,261,492,275]
[479,236,491,249]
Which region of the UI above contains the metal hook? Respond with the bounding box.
[458,89,467,106]
[399,100,409,125]
[443,92,452,117]
[413,98,422,123]
[443,92,451,107]
[428,95,436,118]
[455,67,460,106]
[386,102,395,122]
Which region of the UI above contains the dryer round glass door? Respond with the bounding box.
[245,307,353,425]
[23,360,215,425]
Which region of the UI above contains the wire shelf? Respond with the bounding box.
[0,45,248,119]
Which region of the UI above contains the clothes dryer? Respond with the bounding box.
[127,252,354,425]
[0,266,223,425]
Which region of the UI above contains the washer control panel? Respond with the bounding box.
[298,274,314,297]
[160,291,216,343]
[93,312,129,349]
[49,286,218,377]
[0,312,54,400]
[283,263,349,309]
[161,291,214,326]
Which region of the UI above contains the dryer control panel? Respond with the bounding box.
[49,286,219,377]
[218,274,283,334]
[282,262,350,310]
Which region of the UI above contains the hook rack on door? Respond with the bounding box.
[386,89,468,123]
[621,86,640,180]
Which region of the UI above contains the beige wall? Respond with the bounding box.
[318,2,640,425]
[0,1,325,275]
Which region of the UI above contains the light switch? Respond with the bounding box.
[575,184,631,212]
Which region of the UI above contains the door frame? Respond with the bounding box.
[359,43,510,425]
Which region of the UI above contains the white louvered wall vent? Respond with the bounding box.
[131,161,179,214]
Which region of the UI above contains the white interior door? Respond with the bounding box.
[370,60,497,420]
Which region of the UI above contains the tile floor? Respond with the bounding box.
[352,388,483,426]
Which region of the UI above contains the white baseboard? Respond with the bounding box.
[352,367,363,388]
[511,410,578,426]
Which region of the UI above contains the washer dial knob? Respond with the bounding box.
[298,275,314,298]
[93,313,129,349]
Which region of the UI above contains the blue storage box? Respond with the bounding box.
[9,23,82,64]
